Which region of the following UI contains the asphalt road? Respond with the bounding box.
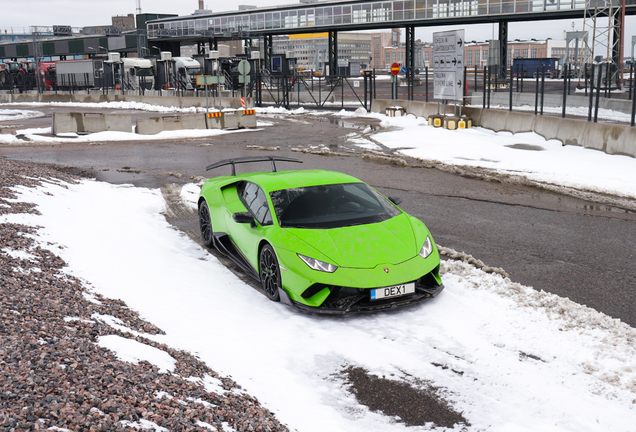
[2,107,635,327]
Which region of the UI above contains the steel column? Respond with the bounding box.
[264,35,272,71]
[406,26,415,100]
[328,31,338,76]
[612,11,623,88]
[498,20,508,80]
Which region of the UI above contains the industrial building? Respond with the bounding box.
[267,28,429,73]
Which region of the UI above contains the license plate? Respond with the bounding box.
[370,283,415,301]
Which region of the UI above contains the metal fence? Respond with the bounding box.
[471,62,636,127]
[1,64,634,126]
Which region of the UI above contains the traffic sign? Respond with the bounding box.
[196,75,225,85]
[433,30,465,102]
[391,62,400,76]
[238,60,251,76]
[400,67,407,74]
[196,75,214,85]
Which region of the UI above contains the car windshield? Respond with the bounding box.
[270,183,400,229]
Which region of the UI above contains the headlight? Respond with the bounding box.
[298,254,338,273]
[419,236,434,259]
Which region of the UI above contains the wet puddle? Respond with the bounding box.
[579,204,635,214]
[329,118,380,131]
[505,144,545,151]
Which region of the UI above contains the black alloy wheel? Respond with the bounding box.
[198,201,214,247]
[259,244,281,302]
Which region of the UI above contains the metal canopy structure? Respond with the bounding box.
[145,0,635,82]
[146,0,636,43]
[0,32,139,60]
[1,0,634,95]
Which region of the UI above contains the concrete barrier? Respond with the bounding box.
[223,110,257,129]
[52,112,82,134]
[135,115,198,135]
[177,114,207,130]
[52,112,132,135]
[372,99,636,158]
[0,92,253,110]
[204,113,224,130]
[135,117,164,135]
[40,94,73,103]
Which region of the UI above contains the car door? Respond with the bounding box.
[231,181,275,270]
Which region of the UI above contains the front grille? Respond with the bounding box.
[299,265,443,313]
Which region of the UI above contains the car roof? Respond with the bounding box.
[231,169,363,191]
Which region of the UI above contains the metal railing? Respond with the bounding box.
[2,64,634,127]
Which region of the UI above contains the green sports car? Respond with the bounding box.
[198,156,443,314]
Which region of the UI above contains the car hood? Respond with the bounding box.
[286,213,418,268]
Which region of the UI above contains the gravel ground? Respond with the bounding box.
[0,157,289,432]
[342,366,469,428]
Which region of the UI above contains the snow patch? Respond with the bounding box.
[97,335,176,373]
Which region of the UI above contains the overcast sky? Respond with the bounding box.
[1,0,634,57]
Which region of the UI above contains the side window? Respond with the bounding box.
[238,182,273,226]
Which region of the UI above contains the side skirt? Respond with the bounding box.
[212,233,260,281]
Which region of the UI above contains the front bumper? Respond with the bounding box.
[278,271,444,314]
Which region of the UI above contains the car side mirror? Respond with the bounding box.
[233,212,255,224]
[388,196,403,206]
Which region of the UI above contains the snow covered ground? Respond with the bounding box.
[2,102,636,431]
[340,111,636,200]
[4,172,636,432]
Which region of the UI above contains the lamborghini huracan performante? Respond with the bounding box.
[198,156,444,314]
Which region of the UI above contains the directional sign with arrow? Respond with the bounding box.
[432,29,465,102]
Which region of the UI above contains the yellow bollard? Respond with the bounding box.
[428,114,445,128]
[443,116,460,130]
[458,117,473,129]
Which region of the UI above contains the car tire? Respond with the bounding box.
[259,244,281,302]
[198,200,215,248]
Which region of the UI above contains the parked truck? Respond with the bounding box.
[173,56,203,90]
[38,61,56,91]
[512,58,560,78]
[54,53,125,90]
[54,58,102,89]
[0,60,37,91]
[0,63,11,89]
[121,57,155,91]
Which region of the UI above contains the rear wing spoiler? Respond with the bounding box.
[205,156,303,176]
